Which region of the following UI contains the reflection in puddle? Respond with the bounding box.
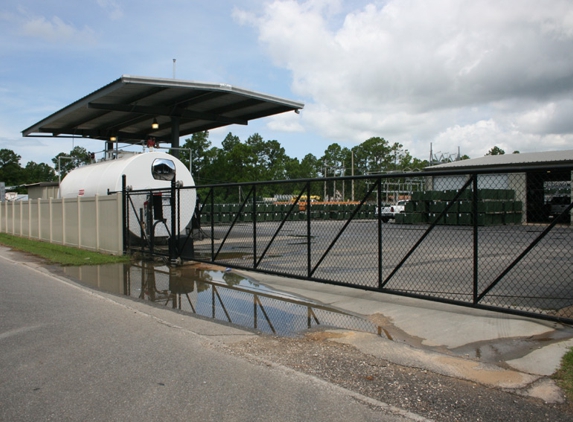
[63,262,383,337]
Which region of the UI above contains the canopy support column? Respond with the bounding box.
[171,116,180,158]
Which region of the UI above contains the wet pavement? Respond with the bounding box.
[1,247,413,422]
[56,259,573,405]
[61,262,386,338]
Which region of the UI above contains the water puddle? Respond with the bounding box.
[452,328,573,365]
[61,261,383,337]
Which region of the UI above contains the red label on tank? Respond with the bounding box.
[79,189,85,196]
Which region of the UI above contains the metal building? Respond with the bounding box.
[425,150,573,224]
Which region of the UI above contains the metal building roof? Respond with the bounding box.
[22,75,304,144]
[426,150,573,171]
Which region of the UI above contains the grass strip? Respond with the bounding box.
[554,347,573,401]
[0,233,130,266]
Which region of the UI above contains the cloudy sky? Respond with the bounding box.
[1,0,573,167]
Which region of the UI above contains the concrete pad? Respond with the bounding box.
[519,379,565,404]
[244,270,557,350]
[330,330,540,390]
[370,307,554,349]
[506,338,573,376]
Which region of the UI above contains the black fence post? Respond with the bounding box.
[306,181,312,278]
[169,179,176,264]
[472,174,479,304]
[177,185,181,239]
[147,190,154,256]
[121,174,127,255]
[139,208,145,254]
[253,184,257,269]
[377,176,383,289]
[210,187,215,261]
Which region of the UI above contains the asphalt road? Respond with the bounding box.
[0,249,420,422]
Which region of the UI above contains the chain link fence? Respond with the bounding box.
[124,165,573,323]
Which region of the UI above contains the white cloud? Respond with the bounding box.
[266,112,305,133]
[97,0,123,20]
[432,118,573,157]
[237,0,573,159]
[20,15,96,44]
[514,100,573,135]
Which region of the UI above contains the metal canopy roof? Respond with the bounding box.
[22,75,304,144]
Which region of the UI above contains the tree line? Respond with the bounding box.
[179,132,429,184]
[2,132,507,197]
[178,132,432,202]
[0,147,93,193]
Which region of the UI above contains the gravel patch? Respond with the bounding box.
[225,330,573,422]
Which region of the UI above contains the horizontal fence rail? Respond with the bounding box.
[124,165,573,324]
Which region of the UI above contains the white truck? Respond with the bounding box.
[377,200,408,223]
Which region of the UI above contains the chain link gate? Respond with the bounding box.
[123,165,573,324]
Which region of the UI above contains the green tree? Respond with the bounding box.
[264,139,289,180]
[246,134,289,181]
[396,150,429,171]
[281,154,322,199]
[486,146,505,155]
[0,149,23,187]
[319,143,352,200]
[321,143,350,176]
[181,132,455,202]
[52,146,92,179]
[221,132,241,151]
[286,153,320,180]
[23,161,57,183]
[180,131,216,183]
[201,137,254,201]
[196,132,249,197]
[347,138,429,199]
[351,137,394,175]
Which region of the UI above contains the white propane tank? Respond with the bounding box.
[60,151,197,237]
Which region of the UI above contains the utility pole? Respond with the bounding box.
[341,166,345,201]
[429,143,433,165]
[323,160,327,201]
[351,151,354,202]
[333,167,336,200]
